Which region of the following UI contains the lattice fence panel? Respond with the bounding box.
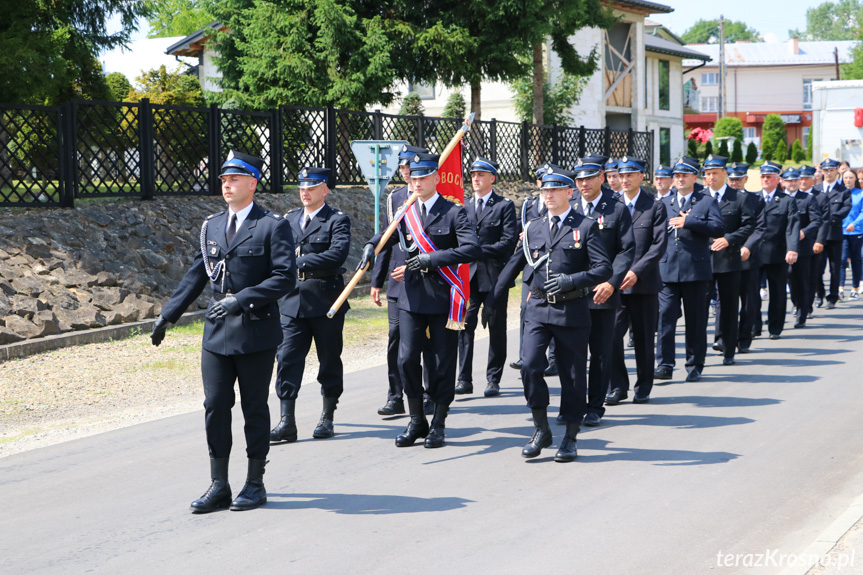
[495,122,521,180]
[219,110,273,193]
[75,102,141,197]
[282,106,326,185]
[334,110,374,185]
[152,105,210,195]
[0,105,63,205]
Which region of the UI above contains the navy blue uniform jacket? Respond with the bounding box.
[791,190,823,257]
[371,186,410,299]
[571,191,635,309]
[741,192,766,271]
[817,182,851,243]
[371,196,481,315]
[161,203,297,355]
[466,190,518,292]
[758,190,801,264]
[279,203,351,318]
[711,186,757,274]
[495,211,613,327]
[623,189,668,295]
[659,191,725,283]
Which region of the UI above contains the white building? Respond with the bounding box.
[812,79,863,165]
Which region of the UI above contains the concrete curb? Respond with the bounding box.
[0,283,373,363]
[783,491,863,575]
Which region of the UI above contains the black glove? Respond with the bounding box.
[207,295,242,320]
[150,316,169,346]
[357,243,375,272]
[406,253,432,271]
[544,274,575,296]
[481,301,496,328]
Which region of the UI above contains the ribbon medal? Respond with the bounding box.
[573,229,581,248]
[598,215,605,230]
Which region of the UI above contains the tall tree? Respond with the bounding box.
[209,0,410,110]
[511,69,587,125]
[0,0,149,104]
[147,0,216,38]
[680,19,762,44]
[790,0,863,41]
[843,41,863,79]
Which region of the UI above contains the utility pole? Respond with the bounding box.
[719,15,726,119]
[835,47,840,80]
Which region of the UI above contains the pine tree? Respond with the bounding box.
[718,140,730,158]
[704,140,713,160]
[442,91,467,120]
[731,139,744,162]
[807,132,813,160]
[746,142,758,164]
[774,139,787,162]
[688,138,699,159]
[791,139,805,162]
[399,92,425,116]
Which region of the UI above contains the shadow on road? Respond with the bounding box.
[595,413,755,430]
[264,492,473,514]
[574,438,740,466]
[648,395,781,408]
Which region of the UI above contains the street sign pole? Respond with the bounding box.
[350,140,408,233]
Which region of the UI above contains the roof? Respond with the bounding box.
[682,40,856,68]
[646,35,711,61]
[165,21,224,57]
[607,0,674,13]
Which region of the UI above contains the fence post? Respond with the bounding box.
[325,104,336,187]
[60,101,76,208]
[373,109,383,140]
[627,127,634,156]
[551,124,560,166]
[416,114,424,149]
[521,121,530,182]
[604,125,611,157]
[139,98,154,200]
[270,106,283,194]
[489,118,497,162]
[208,103,221,195]
[578,126,586,158]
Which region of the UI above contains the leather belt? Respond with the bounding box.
[530,286,590,304]
[213,291,233,301]
[298,269,344,281]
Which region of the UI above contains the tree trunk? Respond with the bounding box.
[532,41,544,125]
[470,80,482,121]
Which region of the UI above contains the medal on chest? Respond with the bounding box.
[598,215,605,230]
[573,229,581,248]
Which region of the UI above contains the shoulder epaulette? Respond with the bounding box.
[267,211,283,220]
[207,211,224,220]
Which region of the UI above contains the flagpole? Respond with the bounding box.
[326,114,475,318]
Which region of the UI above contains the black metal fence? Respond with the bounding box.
[0,99,654,207]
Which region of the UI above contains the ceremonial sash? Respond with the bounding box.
[402,202,469,330]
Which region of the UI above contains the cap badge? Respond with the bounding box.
[622,156,628,163]
[226,150,235,161]
[413,154,420,163]
[300,169,308,178]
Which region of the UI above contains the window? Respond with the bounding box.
[409,81,435,100]
[701,96,719,113]
[803,79,814,110]
[701,72,719,85]
[658,60,670,111]
[659,127,671,167]
[683,79,699,110]
[743,127,756,141]
[803,127,810,148]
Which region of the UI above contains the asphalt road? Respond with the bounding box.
[3,303,863,574]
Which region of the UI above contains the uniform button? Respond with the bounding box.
[226,271,231,276]
[225,255,230,260]
[249,303,255,308]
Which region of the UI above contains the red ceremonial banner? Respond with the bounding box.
[437,141,464,205]
[433,141,469,323]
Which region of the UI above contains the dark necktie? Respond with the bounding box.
[302,214,311,231]
[226,214,237,245]
[586,202,595,217]
[421,203,428,225]
[550,215,561,241]
[476,198,484,217]
[628,202,635,217]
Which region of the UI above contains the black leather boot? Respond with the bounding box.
[313,397,338,439]
[522,409,553,458]
[269,399,297,443]
[190,457,231,513]
[396,398,429,447]
[230,458,267,511]
[554,422,580,463]
[424,403,448,448]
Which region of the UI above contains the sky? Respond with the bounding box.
[649,0,822,43]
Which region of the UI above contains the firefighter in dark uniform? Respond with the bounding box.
[786,167,822,328]
[455,157,518,397]
[571,154,634,426]
[489,167,612,462]
[151,151,296,513]
[815,158,851,309]
[370,144,436,416]
[703,155,756,366]
[607,157,668,405]
[510,163,560,376]
[799,165,826,315]
[604,158,622,199]
[655,156,724,382]
[357,152,481,449]
[654,165,674,201]
[270,167,351,442]
[757,160,800,339]
[719,162,764,354]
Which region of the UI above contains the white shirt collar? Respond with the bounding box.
[228,202,255,229]
[800,186,812,194]
[302,203,326,227]
[677,191,693,206]
[475,190,492,207]
[710,184,727,200]
[625,190,641,207]
[418,192,440,213]
[581,196,600,214]
[549,206,572,228]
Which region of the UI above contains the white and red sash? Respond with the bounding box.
[402,202,469,330]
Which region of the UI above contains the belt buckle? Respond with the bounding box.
[547,293,557,304]
[298,270,306,281]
